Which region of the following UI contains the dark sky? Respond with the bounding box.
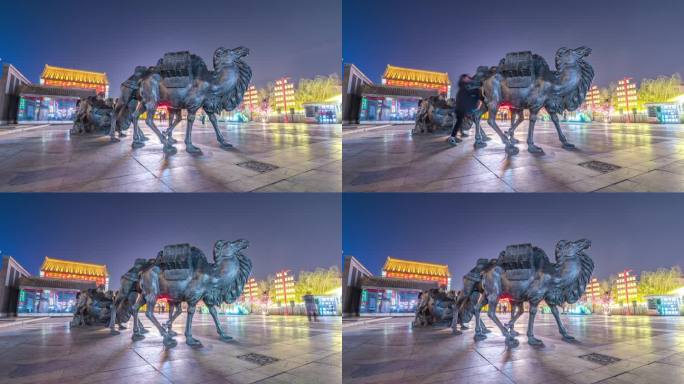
[0,194,340,290]
[343,194,683,283]
[0,0,340,95]
[343,0,684,87]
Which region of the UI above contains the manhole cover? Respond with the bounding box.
[578,160,622,173]
[237,160,279,173]
[237,353,280,366]
[578,353,622,366]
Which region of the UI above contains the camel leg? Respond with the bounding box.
[184,111,202,153]
[487,106,518,155]
[508,110,523,144]
[486,294,518,347]
[507,302,524,336]
[473,294,488,341]
[550,112,575,149]
[473,107,488,148]
[131,295,146,340]
[108,302,119,335]
[166,302,182,336]
[526,109,544,153]
[131,102,146,148]
[550,305,575,341]
[527,302,543,345]
[450,305,463,335]
[208,304,233,341]
[164,111,181,144]
[144,295,176,347]
[143,103,173,153]
[184,303,201,346]
[209,113,232,148]
[107,111,119,142]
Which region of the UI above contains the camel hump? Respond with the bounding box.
[157,243,206,270]
[158,51,201,88]
[498,243,549,270]
[498,51,537,88]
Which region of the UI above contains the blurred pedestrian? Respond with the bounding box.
[448,74,483,146]
[304,292,318,322]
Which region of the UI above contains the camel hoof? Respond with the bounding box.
[509,330,519,337]
[509,137,519,144]
[163,145,178,155]
[140,328,150,334]
[562,142,575,149]
[132,333,145,341]
[163,336,177,348]
[506,337,520,348]
[141,135,150,141]
[186,337,202,346]
[505,145,519,155]
[167,137,178,144]
[473,141,487,149]
[110,330,120,336]
[474,333,487,341]
[447,136,458,146]
[110,137,120,143]
[527,144,544,154]
[219,141,233,149]
[483,135,492,141]
[483,328,492,334]
[527,336,543,346]
[460,324,469,330]
[452,329,463,336]
[562,334,576,341]
[131,141,145,149]
[185,144,202,154]
[219,334,233,342]
[118,325,127,330]
[167,330,177,337]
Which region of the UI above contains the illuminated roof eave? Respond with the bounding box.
[382,256,451,277]
[40,256,108,277]
[383,64,451,86]
[41,64,109,85]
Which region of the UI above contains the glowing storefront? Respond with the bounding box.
[382,256,451,290]
[359,84,438,123]
[16,276,96,316]
[382,65,451,97]
[359,276,438,316]
[40,257,109,290]
[40,64,109,97]
[17,84,95,123]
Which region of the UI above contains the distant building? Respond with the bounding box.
[242,85,259,113]
[273,269,296,306]
[585,277,601,303]
[0,63,31,125]
[382,65,451,97]
[40,64,109,97]
[0,255,31,317]
[272,77,296,120]
[359,276,438,316]
[615,77,638,119]
[342,255,372,317]
[40,256,109,290]
[382,256,451,290]
[584,85,602,110]
[243,277,259,303]
[615,269,638,310]
[343,63,373,124]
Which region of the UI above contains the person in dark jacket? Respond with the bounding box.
[448,74,483,146]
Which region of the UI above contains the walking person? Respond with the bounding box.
[448,74,483,146]
[304,292,318,322]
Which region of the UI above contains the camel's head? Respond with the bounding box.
[213,238,250,262]
[555,46,592,68]
[214,46,250,68]
[555,239,591,262]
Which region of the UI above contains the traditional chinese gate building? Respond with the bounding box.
[382,65,451,97]
[39,257,109,290]
[40,65,109,97]
[382,257,451,290]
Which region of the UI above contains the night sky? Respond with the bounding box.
[0,0,340,94]
[0,194,341,290]
[343,194,683,283]
[343,0,684,87]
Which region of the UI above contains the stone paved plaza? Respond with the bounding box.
[343,121,684,192]
[0,122,341,192]
[0,314,341,384]
[342,315,684,384]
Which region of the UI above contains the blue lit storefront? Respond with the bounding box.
[17,84,95,124]
[358,276,438,316]
[359,85,438,124]
[16,276,96,316]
